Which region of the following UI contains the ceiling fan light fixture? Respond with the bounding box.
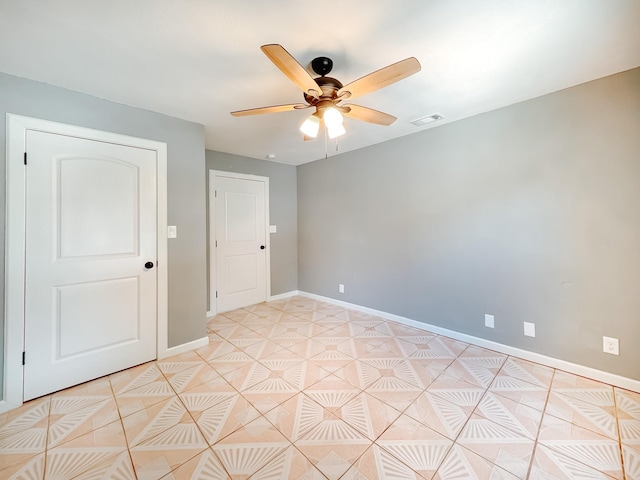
[323,107,343,129]
[327,124,346,139]
[300,113,320,138]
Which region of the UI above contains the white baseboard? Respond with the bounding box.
[159,336,209,359]
[297,291,640,393]
[0,400,20,414]
[269,290,300,301]
[206,310,215,318]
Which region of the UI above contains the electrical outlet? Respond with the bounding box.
[523,322,536,337]
[339,284,344,294]
[484,314,495,328]
[603,336,619,355]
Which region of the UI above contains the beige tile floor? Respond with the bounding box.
[1,295,639,479]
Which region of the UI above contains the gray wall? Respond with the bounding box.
[298,67,640,380]
[205,151,298,305]
[0,73,208,399]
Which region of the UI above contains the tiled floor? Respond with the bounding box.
[1,296,639,479]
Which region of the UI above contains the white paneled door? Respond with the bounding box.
[213,173,268,313]
[23,130,158,400]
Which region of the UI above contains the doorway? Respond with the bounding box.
[209,170,270,314]
[4,115,168,408]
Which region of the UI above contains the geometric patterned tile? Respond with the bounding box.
[616,388,640,448]
[433,337,470,357]
[72,449,137,479]
[457,413,535,479]
[425,377,485,409]
[394,336,440,359]
[529,443,616,480]
[489,372,550,412]
[342,444,424,480]
[499,357,554,389]
[338,392,403,441]
[435,444,520,480]
[408,358,456,388]
[189,393,261,445]
[264,393,324,442]
[210,416,291,478]
[160,362,222,394]
[51,376,114,404]
[348,320,393,339]
[550,371,614,408]
[156,349,206,376]
[386,323,433,338]
[356,358,424,392]
[404,390,475,440]
[545,391,619,440]
[397,336,465,360]
[440,356,505,389]
[622,444,640,480]
[48,395,120,448]
[3,298,639,480]
[353,337,404,359]
[304,374,361,409]
[45,420,128,480]
[460,346,507,360]
[376,413,453,480]
[0,452,46,480]
[121,396,191,448]
[0,397,50,472]
[250,445,327,479]
[109,362,164,396]
[159,448,230,479]
[0,396,51,440]
[296,418,371,480]
[114,378,177,419]
[537,414,623,479]
[475,392,543,440]
[129,420,207,480]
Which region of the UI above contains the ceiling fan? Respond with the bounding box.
[231,44,421,140]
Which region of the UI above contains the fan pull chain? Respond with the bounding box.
[324,127,328,160]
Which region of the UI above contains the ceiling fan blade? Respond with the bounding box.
[342,104,397,126]
[261,44,321,99]
[231,103,309,117]
[338,57,421,101]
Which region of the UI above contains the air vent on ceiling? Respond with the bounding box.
[410,113,443,127]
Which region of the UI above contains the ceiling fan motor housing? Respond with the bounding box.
[304,76,343,104]
[311,56,333,76]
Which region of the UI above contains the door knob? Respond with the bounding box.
[260,245,265,250]
[145,261,154,269]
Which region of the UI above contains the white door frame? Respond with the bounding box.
[208,170,270,316]
[2,114,168,412]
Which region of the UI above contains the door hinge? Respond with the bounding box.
[214,190,217,198]
[22,351,25,366]
[215,240,218,248]
[216,291,218,298]
[24,152,27,165]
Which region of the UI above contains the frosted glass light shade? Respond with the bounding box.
[300,114,320,137]
[323,107,343,128]
[327,124,346,139]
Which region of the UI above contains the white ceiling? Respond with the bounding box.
[1,1,639,165]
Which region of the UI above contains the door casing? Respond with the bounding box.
[208,170,271,315]
[2,114,168,411]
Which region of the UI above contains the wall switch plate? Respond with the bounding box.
[523,322,536,337]
[339,284,344,294]
[484,314,495,328]
[269,225,277,233]
[168,225,177,238]
[603,336,619,355]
